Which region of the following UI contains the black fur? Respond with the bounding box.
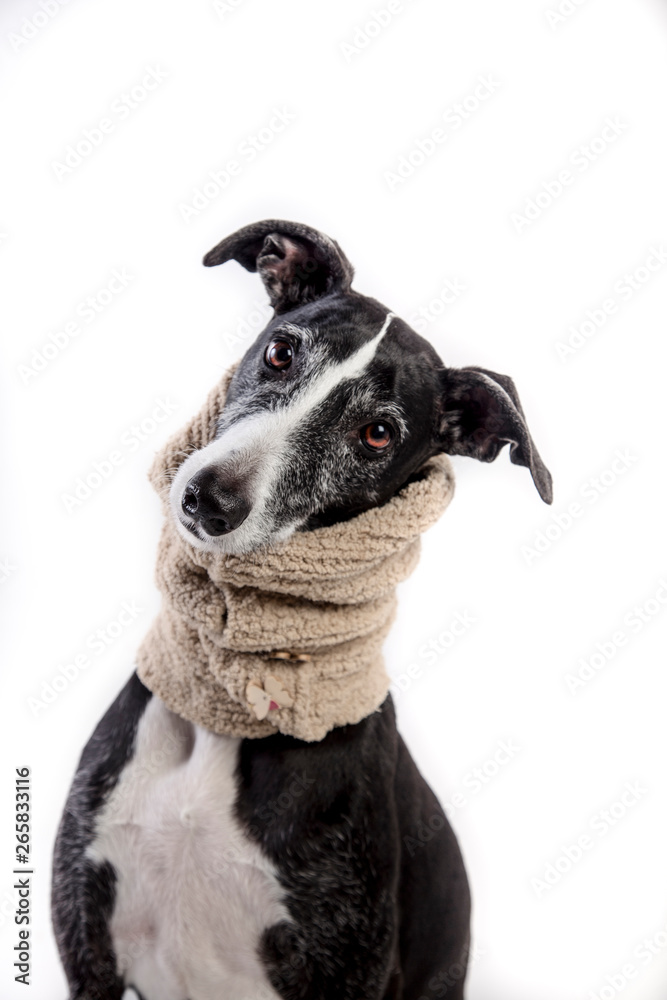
[52,673,151,1000]
[438,366,552,503]
[53,220,552,999]
[54,685,469,1000]
[236,697,470,1000]
[203,219,354,313]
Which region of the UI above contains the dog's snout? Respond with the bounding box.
[181,468,251,537]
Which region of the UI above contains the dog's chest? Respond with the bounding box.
[88,696,287,1000]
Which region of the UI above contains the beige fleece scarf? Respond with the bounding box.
[136,367,455,742]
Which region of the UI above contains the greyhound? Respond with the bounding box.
[52,219,552,1000]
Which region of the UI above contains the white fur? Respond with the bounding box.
[170,312,395,554]
[88,697,288,1000]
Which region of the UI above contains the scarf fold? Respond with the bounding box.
[136,367,455,742]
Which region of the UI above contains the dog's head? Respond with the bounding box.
[170,220,552,554]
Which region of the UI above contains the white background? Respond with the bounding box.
[1,0,666,997]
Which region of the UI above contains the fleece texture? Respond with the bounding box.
[136,367,455,742]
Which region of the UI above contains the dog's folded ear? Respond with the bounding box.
[203,220,354,314]
[437,366,553,503]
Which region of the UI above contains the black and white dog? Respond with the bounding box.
[52,220,552,1000]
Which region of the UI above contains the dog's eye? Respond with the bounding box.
[265,339,293,370]
[360,422,393,452]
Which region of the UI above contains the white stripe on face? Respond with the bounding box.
[170,312,395,552]
[264,310,395,433]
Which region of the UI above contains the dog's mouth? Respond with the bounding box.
[178,514,245,542]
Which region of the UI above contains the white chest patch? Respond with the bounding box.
[88,696,288,1000]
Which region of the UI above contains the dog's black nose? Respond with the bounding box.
[181,469,251,536]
